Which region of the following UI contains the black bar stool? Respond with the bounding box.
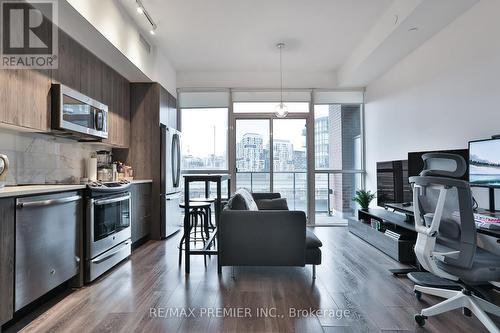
[190,197,216,230]
[178,201,211,266]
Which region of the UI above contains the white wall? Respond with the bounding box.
[65,0,176,95]
[364,0,500,208]
[177,70,337,89]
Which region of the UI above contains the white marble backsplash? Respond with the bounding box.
[0,129,107,185]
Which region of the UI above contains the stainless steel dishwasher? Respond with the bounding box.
[15,191,82,311]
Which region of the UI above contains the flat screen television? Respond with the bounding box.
[376,160,412,207]
[408,148,469,181]
[469,138,500,186]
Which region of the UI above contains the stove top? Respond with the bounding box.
[87,180,132,193]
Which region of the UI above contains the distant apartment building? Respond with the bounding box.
[314,105,361,217]
[236,133,265,171]
[273,139,294,171]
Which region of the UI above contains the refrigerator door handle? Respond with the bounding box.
[172,133,181,188]
[166,193,181,201]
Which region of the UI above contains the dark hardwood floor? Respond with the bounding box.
[8,227,499,333]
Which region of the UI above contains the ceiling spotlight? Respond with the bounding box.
[149,29,156,35]
[136,6,144,14]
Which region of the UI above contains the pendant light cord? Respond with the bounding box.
[279,44,283,105]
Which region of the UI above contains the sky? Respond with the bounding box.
[182,109,307,159]
[182,109,228,157]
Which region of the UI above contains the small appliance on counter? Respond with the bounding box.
[96,150,113,182]
[0,154,9,188]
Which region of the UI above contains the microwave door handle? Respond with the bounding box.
[95,109,103,131]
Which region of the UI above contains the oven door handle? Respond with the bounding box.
[91,240,132,264]
[94,194,131,206]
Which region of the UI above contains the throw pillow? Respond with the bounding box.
[256,198,289,210]
[235,188,259,211]
[226,193,248,210]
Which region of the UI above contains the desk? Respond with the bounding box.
[183,174,231,274]
[384,203,500,256]
[384,203,500,238]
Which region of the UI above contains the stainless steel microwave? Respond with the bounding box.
[51,84,108,139]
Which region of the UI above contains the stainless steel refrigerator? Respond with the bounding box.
[160,124,182,238]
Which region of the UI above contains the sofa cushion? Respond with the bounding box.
[256,198,289,210]
[306,230,323,249]
[226,193,248,210]
[236,188,259,211]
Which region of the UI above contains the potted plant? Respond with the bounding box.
[352,190,376,221]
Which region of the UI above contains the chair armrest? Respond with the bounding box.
[219,210,306,266]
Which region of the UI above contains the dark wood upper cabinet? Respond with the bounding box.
[52,29,81,92]
[79,47,103,102]
[0,68,51,131]
[0,28,132,147]
[54,29,130,148]
[168,91,178,130]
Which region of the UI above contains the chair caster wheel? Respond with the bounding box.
[414,290,422,301]
[415,314,427,327]
[463,307,472,317]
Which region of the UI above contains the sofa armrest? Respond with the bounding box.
[219,210,306,267]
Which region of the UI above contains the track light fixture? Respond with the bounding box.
[135,0,157,35]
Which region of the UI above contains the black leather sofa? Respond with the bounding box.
[219,192,322,278]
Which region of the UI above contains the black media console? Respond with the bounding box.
[347,208,416,264]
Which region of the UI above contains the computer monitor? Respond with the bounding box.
[376,160,412,207]
[469,138,500,186]
[408,149,469,181]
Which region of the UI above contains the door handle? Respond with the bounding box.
[17,195,81,208]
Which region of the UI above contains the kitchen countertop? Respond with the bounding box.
[131,179,153,184]
[0,180,153,198]
[0,184,86,198]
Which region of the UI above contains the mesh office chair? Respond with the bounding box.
[409,153,500,332]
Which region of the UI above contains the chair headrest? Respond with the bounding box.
[420,153,467,179]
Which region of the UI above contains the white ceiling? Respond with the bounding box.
[123,0,394,72]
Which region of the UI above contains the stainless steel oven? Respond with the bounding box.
[85,181,132,282]
[52,83,108,139]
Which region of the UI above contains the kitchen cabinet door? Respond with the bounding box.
[167,92,178,130]
[0,69,51,131]
[131,183,152,245]
[0,198,15,326]
[51,29,81,91]
[79,47,103,102]
[101,66,130,148]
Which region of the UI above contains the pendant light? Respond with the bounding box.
[275,42,288,118]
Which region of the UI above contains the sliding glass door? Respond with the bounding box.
[235,119,271,192]
[234,116,309,212]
